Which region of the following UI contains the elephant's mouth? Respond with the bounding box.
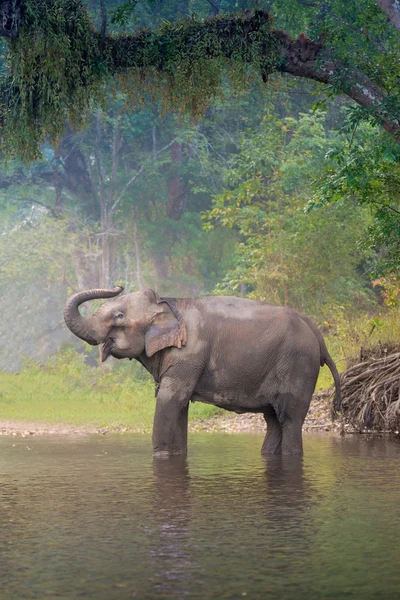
[101,337,115,363]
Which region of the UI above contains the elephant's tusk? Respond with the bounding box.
[101,338,114,362]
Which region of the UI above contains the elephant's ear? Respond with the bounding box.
[143,289,187,358]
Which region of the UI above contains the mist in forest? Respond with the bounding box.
[0,0,395,372]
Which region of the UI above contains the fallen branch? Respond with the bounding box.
[335,346,400,432]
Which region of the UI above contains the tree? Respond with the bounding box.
[205,108,374,316]
[0,0,399,160]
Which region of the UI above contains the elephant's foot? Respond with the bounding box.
[281,448,304,456]
[262,444,303,456]
[261,446,281,456]
[262,411,305,455]
[152,448,187,458]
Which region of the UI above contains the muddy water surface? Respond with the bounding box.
[0,433,400,599]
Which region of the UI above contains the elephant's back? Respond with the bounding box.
[187,296,318,364]
[194,295,286,322]
[192,296,311,340]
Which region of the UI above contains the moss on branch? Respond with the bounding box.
[0,1,279,160]
[1,0,102,159]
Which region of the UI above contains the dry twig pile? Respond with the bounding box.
[340,346,400,432]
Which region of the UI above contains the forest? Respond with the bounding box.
[0,0,400,431]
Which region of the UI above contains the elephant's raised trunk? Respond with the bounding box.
[64,286,124,345]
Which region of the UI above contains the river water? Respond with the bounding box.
[0,433,400,599]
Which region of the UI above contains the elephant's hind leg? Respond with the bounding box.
[274,392,310,456]
[261,409,282,455]
[281,420,304,456]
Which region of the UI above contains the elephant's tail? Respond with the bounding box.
[300,315,341,418]
[322,352,342,418]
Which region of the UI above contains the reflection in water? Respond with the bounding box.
[150,456,196,596]
[264,458,313,544]
[264,455,309,511]
[0,434,399,599]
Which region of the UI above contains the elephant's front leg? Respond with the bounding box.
[152,379,191,457]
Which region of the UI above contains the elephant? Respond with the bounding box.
[64,286,341,457]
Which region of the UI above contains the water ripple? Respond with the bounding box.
[0,433,399,599]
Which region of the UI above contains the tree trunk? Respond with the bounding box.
[208,0,221,16]
[53,143,64,211]
[152,125,157,166]
[153,253,168,282]
[375,0,400,32]
[94,114,123,288]
[133,217,145,290]
[179,0,190,17]
[95,114,109,287]
[167,141,187,220]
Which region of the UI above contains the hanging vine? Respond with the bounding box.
[1,0,103,159]
[0,1,279,160]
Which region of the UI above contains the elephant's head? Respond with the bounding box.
[64,287,187,361]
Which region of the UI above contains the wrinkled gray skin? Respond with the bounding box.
[64,287,341,457]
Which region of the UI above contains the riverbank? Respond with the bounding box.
[0,393,343,437]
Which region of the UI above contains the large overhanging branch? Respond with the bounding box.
[101,13,400,138]
[0,0,398,160]
[276,31,400,137]
[374,0,400,33]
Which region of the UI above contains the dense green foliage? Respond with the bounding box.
[311,123,400,276]
[205,110,374,316]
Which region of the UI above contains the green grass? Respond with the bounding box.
[0,350,221,430]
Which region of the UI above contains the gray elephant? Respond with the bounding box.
[64,286,340,456]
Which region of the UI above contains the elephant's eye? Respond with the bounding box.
[115,313,124,320]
